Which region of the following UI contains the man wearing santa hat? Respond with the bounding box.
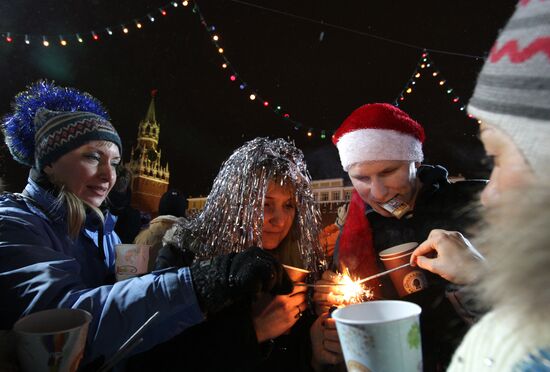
[318,103,486,371]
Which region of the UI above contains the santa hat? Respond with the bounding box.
[333,103,425,171]
[468,0,550,182]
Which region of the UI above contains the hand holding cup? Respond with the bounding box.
[312,270,346,315]
[310,313,344,370]
[252,285,308,342]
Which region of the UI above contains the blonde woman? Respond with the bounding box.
[0,82,291,367]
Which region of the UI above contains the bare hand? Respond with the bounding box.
[252,285,308,342]
[310,313,344,371]
[320,224,340,258]
[410,229,485,285]
[312,270,345,315]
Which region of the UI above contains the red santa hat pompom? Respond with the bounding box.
[333,103,425,171]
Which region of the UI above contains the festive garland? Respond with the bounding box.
[394,51,481,124]
[1,0,480,138]
[0,1,192,46]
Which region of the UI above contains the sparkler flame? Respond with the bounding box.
[334,268,373,304]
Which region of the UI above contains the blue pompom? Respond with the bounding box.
[1,80,110,167]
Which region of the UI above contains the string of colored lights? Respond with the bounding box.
[1,0,481,137]
[0,1,192,47]
[393,51,481,124]
[193,3,316,138]
[194,5,479,138]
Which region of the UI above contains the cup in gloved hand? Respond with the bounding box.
[191,247,293,315]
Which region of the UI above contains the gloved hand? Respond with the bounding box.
[191,247,293,315]
[155,242,196,270]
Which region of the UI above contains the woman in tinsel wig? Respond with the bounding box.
[131,138,342,372]
[0,82,291,370]
[160,137,326,271]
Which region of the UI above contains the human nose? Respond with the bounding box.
[370,178,389,201]
[99,163,116,183]
[268,207,285,227]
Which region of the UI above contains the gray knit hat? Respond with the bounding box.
[468,1,550,180]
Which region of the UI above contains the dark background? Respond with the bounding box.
[0,0,517,197]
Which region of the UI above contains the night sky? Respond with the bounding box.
[0,0,517,198]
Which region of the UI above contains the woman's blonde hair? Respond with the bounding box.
[55,186,104,239]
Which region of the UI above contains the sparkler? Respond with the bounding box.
[296,263,412,303]
[336,268,373,303]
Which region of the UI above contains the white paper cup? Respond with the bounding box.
[13,308,92,372]
[115,244,150,281]
[332,300,422,372]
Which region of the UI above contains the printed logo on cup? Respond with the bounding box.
[403,271,428,295]
[115,244,150,281]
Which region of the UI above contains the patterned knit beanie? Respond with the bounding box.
[2,80,122,170]
[468,0,550,181]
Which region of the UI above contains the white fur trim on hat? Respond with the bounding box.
[336,128,423,171]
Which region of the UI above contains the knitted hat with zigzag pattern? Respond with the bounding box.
[468,0,550,180]
[2,81,122,170]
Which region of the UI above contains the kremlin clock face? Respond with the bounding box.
[147,148,158,161]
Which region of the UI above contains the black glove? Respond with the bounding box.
[155,242,195,270]
[190,247,293,314]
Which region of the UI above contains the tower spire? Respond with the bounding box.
[146,89,158,124]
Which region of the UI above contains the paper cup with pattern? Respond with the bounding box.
[115,244,150,281]
[13,308,92,372]
[332,300,422,372]
[379,242,428,297]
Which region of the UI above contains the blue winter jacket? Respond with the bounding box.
[0,178,204,363]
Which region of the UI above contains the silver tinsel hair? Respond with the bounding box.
[170,137,326,272]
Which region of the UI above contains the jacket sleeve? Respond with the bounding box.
[0,210,204,364]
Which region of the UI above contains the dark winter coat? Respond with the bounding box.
[128,232,316,372]
[127,300,315,372]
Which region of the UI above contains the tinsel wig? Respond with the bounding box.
[170,137,326,272]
